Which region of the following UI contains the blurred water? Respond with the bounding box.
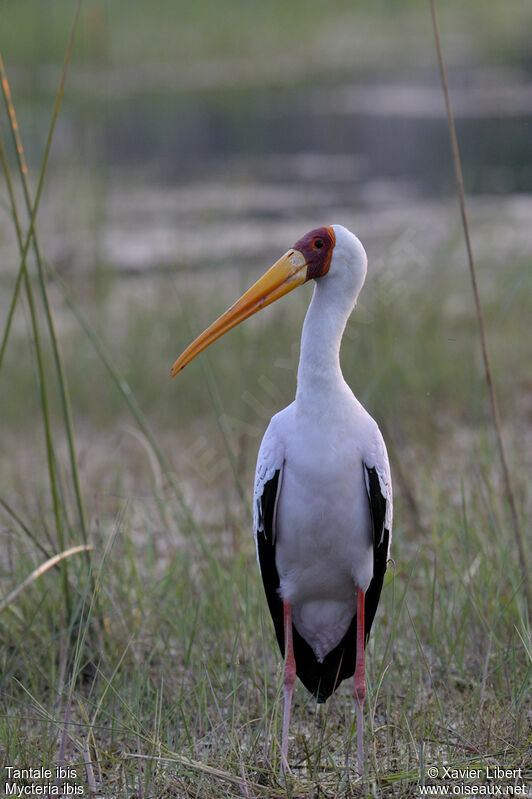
[101,80,532,196]
[2,74,532,279]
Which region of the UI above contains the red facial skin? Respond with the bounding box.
[292,225,336,281]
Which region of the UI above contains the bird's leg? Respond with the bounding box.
[281,600,296,773]
[353,587,366,777]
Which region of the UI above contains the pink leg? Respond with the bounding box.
[353,588,366,776]
[281,600,296,772]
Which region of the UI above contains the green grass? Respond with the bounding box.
[0,240,530,796]
[0,2,530,797]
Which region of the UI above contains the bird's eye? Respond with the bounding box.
[314,239,324,249]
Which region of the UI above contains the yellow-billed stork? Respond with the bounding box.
[170,225,392,776]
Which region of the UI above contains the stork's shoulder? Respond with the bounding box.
[361,419,393,535]
[255,405,292,477]
[253,406,292,532]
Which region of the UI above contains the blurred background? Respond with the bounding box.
[1,0,530,519]
[0,1,530,787]
[4,0,532,564]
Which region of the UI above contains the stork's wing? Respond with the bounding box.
[253,426,285,545]
[363,429,393,641]
[254,421,393,704]
[253,426,286,667]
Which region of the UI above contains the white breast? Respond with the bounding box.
[273,398,376,661]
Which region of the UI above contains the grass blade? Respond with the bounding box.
[429,0,529,614]
[0,495,52,560]
[0,545,92,615]
[0,122,69,616]
[0,5,89,551]
[0,3,85,620]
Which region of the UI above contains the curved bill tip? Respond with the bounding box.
[169,360,183,378]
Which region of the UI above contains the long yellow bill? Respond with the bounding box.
[170,248,308,377]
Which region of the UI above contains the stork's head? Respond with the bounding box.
[170,224,367,377]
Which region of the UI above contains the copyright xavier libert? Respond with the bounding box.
[4,766,84,796]
[419,766,529,796]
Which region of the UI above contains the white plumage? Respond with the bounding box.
[172,223,393,776]
[254,225,392,663]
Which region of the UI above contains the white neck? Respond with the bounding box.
[296,278,358,408]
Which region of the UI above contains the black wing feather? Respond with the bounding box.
[256,465,389,703]
[364,465,390,641]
